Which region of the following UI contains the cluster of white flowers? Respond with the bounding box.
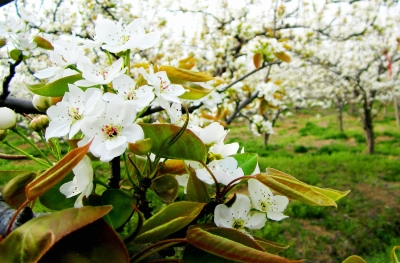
[250,115,274,136]
[214,179,289,233]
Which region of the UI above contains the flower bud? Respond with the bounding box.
[0,107,17,130]
[29,115,50,132]
[33,36,54,50]
[0,38,6,49]
[128,138,152,155]
[0,129,8,141]
[32,95,54,112]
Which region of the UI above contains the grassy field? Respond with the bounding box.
[1,107,400,262]
[226,108,400,262]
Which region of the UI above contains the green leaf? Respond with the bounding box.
[10,49,22,60]
[39,219,129,263]
[25,140,92,201]
[256,170,341,207]
[231,153,258,175]
[0,206,113,263]
[39,172,77,210]
[186,228,304,263]
[169,77,213,100]
[342,255,367,263]
[25,74,83,97]
[0,170,32,185]
[134,201,205,243]
[139,123,207,162]
[159,65,213,82]
[266,168,350,202]
[2,172,36,209]
[187,167,210,203]
[101,189,136,229]
[151,174,179,203]
[274,51,291,63]
[253,236,290,254]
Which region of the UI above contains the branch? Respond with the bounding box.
[0,0,13,8]
[218,61,281,93]
[1,58,22,100]
[0,97,40,114]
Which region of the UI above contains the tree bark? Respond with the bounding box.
[362,102,374,154]
[394,96,400,127]
[337,99,344,132]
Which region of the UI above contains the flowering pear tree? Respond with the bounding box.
[0,5,353,262]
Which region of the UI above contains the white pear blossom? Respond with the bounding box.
[102,74,154,110]
[78,97,144,162]
[214,194,266,232]
[75,56,126,87]
[191,122,228,146]
[34,35,81,82]
[196,157,243,185]
[60,155,93,208]
[45,84,105,140]
[248,179,289,221]
[209,142,239,159]
[138,67,186,109]
[175,174,189,194]
[93,17,160,53]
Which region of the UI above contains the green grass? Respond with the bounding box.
[226,107,400,262]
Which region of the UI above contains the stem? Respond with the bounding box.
[38,131,58,160]
[106,50,113,65]
[6,199,30,236]
[2,140,51,167]
[109,156,121,189]
[11,127,53,165]
[221,176,255,198]
[67,64,82,73]
[124,153,137,187]
[93,177,110,189]
[125,49,131,74]
[200,161,221,197]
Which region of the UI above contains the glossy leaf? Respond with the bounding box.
[25,74,83,97]
[39,172,76,210]
[187,167,210,203]
[253,53,263,69]
[139,123,207,162]
[0,170,32,185]
[231,153,258,175]
[256,169,347,207]
[134,201,205,243]
[159,65,213,82]
[33,36,54,50]
[101,189,136,229]
[151,174,179,203]
[39,218,129,263]
[274,51,291,63]
[169,77,213,100]
[158,159,186,175]
[342,255,367,263]
[266,168,350,201]
[392,246,400,263]
[0,206,113,263]
[25,140,92,201]
[253,236,290,254]
[128,138,152,155]
[186,228,304,263]
[2,172,36,209]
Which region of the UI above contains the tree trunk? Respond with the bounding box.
[337,99,344,132]
[362,103,374,154]
[264,133,270,147]
[394,96,400,127]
